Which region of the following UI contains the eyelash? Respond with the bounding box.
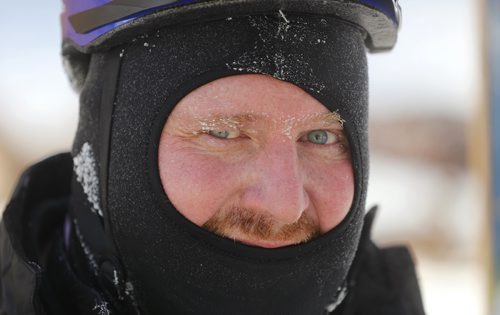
[202,129,346,146]
[201,129,242,140]
[299,130,338,145]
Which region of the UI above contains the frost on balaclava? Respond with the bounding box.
[70,13,369,315]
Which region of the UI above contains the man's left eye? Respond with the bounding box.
[304,130,338,145]
[207,130,240,139]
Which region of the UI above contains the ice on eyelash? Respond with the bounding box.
[191,111,345,138]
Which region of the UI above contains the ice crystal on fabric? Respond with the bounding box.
[124,281,142,313]
[226,14,326,94]
[325,285,348,313]
[74,219,99,275]
[73,142,103,217]
[93,301,110,315]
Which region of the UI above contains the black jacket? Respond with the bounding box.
[0,154,425,315]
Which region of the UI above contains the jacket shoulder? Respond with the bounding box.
[337,208,426,315]
[353,243,425,315]
[0,220,40,315]
[0,154,73,315]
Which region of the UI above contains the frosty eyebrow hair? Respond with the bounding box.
[196,114,258,131]
[310,112,345,127]
[194,112,345,130]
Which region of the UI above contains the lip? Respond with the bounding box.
[237,238,297,248]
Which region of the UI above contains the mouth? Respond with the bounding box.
[235,237,299,248]
[202,208,321,248]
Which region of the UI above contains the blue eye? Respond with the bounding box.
[306,130,337,145]
[207,130,240,139]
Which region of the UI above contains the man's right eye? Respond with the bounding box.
[207,130,240,139]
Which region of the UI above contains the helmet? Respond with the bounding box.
[61,0,401,89]
[62,0,401,52]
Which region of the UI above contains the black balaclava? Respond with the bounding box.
[70,13,369,315]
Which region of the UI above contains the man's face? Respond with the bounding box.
[158,74,354,248]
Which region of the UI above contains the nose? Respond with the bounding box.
[240,137,310,225]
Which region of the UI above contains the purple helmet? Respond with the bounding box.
[61,0,401,89]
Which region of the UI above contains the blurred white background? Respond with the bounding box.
[0,1,490,314]
[367,1,488,314]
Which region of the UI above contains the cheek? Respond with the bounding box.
[158,138,238,226]
[304,160,355,233]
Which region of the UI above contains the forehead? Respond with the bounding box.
[169,74,332,120]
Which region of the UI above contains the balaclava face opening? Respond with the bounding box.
[71,13,369,315]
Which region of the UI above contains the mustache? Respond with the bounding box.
[202,207,321,244]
